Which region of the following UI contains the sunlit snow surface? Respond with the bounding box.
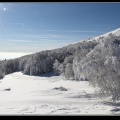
[0,72,119,115]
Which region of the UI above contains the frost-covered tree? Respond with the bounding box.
[2,60,14,74]
[64,56,74,64]
[73,34,120,101]
[0,36,98,78]
[64,63,74,80]
[0,68,5,79]
[53,59,61,75]
[58,63,66,76]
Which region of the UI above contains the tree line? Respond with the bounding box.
[1,32,120,101]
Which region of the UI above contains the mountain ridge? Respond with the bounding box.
[1,28,120,100]
[1,28,120,77]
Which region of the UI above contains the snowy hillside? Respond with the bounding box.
[0,72,118,115]
[86,28,120,42]
[1,28,120,115]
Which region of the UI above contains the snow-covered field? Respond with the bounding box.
[0,72,119,115]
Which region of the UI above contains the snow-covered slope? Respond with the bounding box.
[0,72,119,115]
[72,28,120,103]
[78,28,119,43]
[100,28,120,37]
[1,28,120,79]
[1,28,120,115]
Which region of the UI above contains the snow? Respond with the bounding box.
[0,72,119,115]
[70,28,120,45]
[85,28,120,42]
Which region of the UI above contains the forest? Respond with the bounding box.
[0,32,120,101]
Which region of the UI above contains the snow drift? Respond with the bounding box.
[0,72,115,115]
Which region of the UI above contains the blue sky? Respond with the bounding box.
[0,3,120,58]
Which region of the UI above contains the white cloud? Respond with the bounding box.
[66,30,104,33]
[19,34,49,39]
[88,25,114,27]
[16,34,66,39]
[9,39,35,43]
[12,23,24,27]
[42,29,104,33]
[26,29,104,33]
